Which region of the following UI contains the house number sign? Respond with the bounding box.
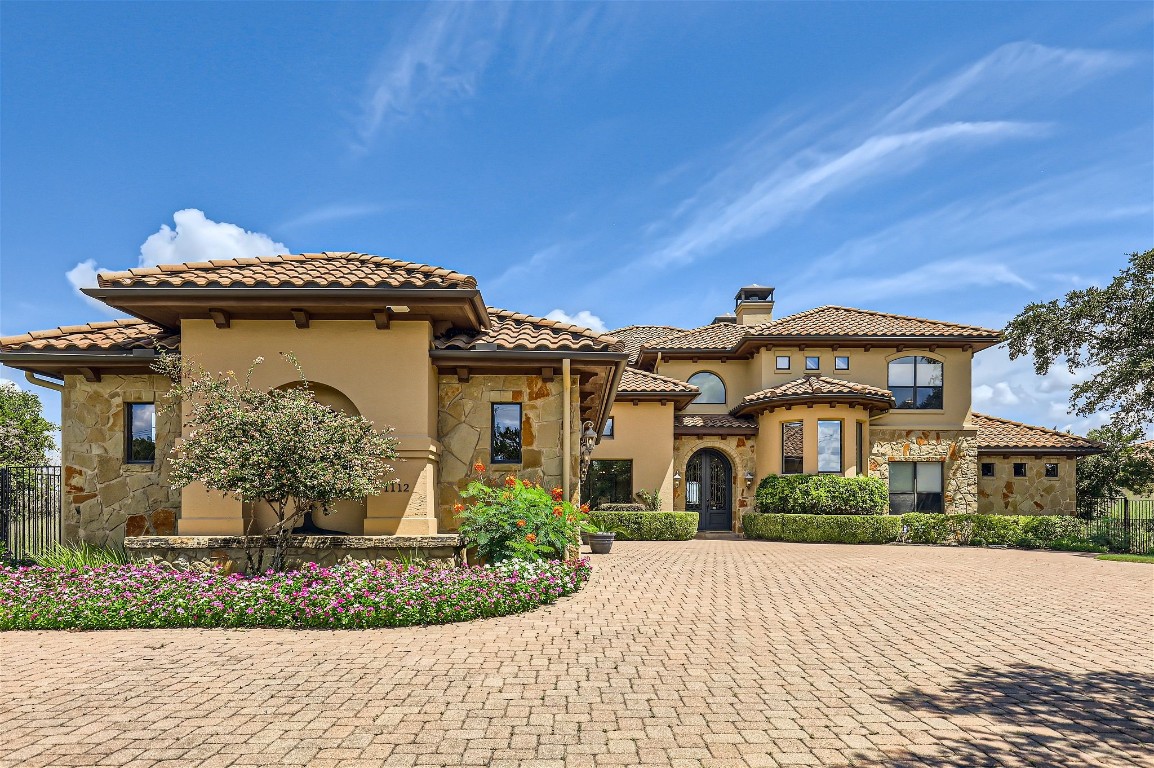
[383,481,411,493]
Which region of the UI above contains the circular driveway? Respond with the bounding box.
[2,540,1151,767]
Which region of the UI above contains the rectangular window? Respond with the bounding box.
[805,355,820,371]
[776,355,790,370]
[491,403,522,464]
[889,356,944,409]
[1013,462,1027,477]
[856,422,864,475]
[582,460,633,508]
[125,403,156,464]
[817,420,842,473]
[602,417,615,439]
[888,461,943,513]
[782,421,804,474]
[981,462,995,478]
[834,355,850,371]
[1045,462,1059,478]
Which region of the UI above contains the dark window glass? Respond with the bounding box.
[776,355,790,370]
[805,356,820,371]
[835,356,850,371]
[817,420,842,473]
[1014,462,1027,477]
[687,372,726,404]
[582,460,633,507]
[1045,463,1058,478]
[888,356,943,409]
[782,421,804,474]
[856,421,864,475]
[981,462,995,477]
[602,417,615,439]
[491,403,522,463]
[888,461,943,513]
[125,403,156,463]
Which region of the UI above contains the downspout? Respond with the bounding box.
[24,371,64,392]
[562,358,571,501]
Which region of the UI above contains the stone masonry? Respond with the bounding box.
[672,434,757,531]
[61,374,182,546]
[869,428,979,515]
[978,455,1078,515]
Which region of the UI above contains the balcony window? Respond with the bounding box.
[888,356,943,409]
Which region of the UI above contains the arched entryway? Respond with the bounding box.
[686,448,733,531]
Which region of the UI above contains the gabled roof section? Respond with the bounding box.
[0,319,178,353]
[615,368,699,409]
[96,252,478,290]
[640,323,750,353]
[434,308,624,354]
[611,325,684,363]
[751,306,1001,340]
[733,375,895,416]
[972,413,1102,455]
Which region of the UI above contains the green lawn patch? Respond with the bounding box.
[1095,553,1154,564]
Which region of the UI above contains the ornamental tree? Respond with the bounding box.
[1076,426,1154,505]
[0,381,56,467]
[155,354,398,572]
[1004,248,1153,433]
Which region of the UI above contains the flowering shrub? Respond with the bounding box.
[0,558,591,631]
[456,465,589,562]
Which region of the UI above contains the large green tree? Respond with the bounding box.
[1076,426,1154,504]
[0,382,56,467]
[1004,248,1153,433]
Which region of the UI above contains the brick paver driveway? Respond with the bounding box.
[2,541,1152,768]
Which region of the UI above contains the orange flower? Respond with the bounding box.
[505,476,517,488]
[473,462,485,473]
[580,503,590,514]
[568,514,576,523]
[516,519,527,527]
[525,533,537,543]
[551,487,563,502]
[453,503,465,513]
[522,479,533,488]
[553,506,563,517]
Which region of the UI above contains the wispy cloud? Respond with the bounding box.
[277,203,390,231]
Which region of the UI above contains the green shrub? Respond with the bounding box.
[457,473,585,562]
[743,513,902,543]
[755,474,888,515]
[587,511,698,541]
[33,542,128,569]
[595,503,646,512]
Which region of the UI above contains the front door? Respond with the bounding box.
[686,449,733,531]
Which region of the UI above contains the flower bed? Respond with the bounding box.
[0,558,591,631]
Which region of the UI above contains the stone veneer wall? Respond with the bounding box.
[61,374,182,546]
[672,435,757,531]
[868,428,978,515]
[977,456,1078,515]
[437,374,580,529]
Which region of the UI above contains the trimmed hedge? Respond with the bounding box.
[595,503,646,512]
[755,474,888,515]
[587,511,699,541]
[742,512,1102,551]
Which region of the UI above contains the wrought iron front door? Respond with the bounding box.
[685,449,732,531]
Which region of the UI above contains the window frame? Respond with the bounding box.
[775,355,791,371]
[581,459,634,507]
[124,402,157,465]
[781,420,804,475]
[817,419,843,474]
[856,421,864,476]
[602,416,615,439]
[1044,462,1059,478]
[981,462,995,478]
[887,461,944,513]
[1013,462,1027,477]
[687,371,726,405]
[834,355,850,371]
[490,402,523,464]
[805,355,820,371]
[887,355,944,410]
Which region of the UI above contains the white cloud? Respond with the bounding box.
[545,309,608,333]
[278,203,387,231]
[66,209,288,314]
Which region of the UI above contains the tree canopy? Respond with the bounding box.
[0,382,56,467]
[1004,248,1153,433]
[1076,426,1154,502]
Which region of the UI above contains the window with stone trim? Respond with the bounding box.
[981,462,995,477]
[888,461,943,513]
[1013,462,1027,477]
[491,403,522,464]
[125,403,156,464]
[1045,463,1059,478]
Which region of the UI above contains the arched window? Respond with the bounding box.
[687,371,726,404]
[888,356,943,409]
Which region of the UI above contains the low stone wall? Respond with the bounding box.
[124,534,466,572]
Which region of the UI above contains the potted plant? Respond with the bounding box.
[585,520,621,555]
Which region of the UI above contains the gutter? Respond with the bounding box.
[24,371,64,392]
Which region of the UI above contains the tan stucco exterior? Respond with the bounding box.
[591,402,676,510]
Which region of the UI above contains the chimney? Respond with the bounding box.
[734,285,775,326]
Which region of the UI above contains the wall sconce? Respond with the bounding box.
[579,421,598,478]
[673,472,681,486]
[744,471,755,487]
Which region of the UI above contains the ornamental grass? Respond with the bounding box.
[0,558,590,631]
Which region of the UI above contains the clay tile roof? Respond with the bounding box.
[611,325,685,363]
[754,306,1001,339]
[972,413,1102,454]
[674,413,758,433]
[96,252,478,290]
[434,308,624,354]
[735,375,895,415]
[0,318,179,353]
[617,367,699,395]
[642,323,750,352]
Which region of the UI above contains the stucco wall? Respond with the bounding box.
[591,402,675,509]
[672,434,757,531]
[60,374,181,546]
[755,404,871,480]
[868,428,978,515]
[977,456,1078,515]
[655,359,757,415]
[437,374,581,529]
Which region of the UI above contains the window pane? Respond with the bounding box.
[776,355,790,369]
[915,492,943,513]
[805,356,820,371]
[856,422,864,474]
[817,420,842,473]
[889,493,916,513]
[916,357,943,386]
[127,403,156,463]
[981,462,995,477]
[582,460,633,506]
[687,372,726,404]
[916,462,942,492]
[491,403,522,463]
[889,461,915,492]
[916,386,944,409]
[888,357,916,386]
[602,417,615,438]
[782,421,804,474]
[1045,463,1059,478]
[891,386,916,409]
[1014,463,1027,477]
[835,356,849,370]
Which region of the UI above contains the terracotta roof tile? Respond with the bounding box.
[674,414,758,432]
[617,368,699,395]
[972,413,1102,454]
[0,319,179,353]
[754,306,1001,339]
[434,308,624,354]
[96,252,478,290]
[611,325,685,363]
[735,375,895,415]
[642,323,750,352]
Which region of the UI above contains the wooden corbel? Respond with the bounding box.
[78,367,101,383]
[291,309,310,329]
[541,367,554,382]
[456,368,470,383]
[208,309,230,329]
[372,310,390,330]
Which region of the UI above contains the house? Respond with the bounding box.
[0,254,1100,546]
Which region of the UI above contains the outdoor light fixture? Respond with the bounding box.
[744,471,755,486]
[579,421,598,478]
[673,472,681,486]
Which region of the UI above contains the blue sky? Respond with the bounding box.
[2,2,1151,441]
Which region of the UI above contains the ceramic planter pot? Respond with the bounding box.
[588,532,615,554]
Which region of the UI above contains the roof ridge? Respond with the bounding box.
[622,367,699,388]
[971,412,1085,440]
[611,324,684,333]
[1,318,152,346]
[757,305,999,334]
[485,307,620,345]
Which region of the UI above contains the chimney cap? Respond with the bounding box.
[735,284,775,303]
[712,313,737,324]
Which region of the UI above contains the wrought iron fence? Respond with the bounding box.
[1,466,61,563]
[1080,497,1154,555]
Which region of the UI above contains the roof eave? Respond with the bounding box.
[734,334,1002,356]
[674,425,759,437]
[977,446,1103,457]
[732,393,895,417]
